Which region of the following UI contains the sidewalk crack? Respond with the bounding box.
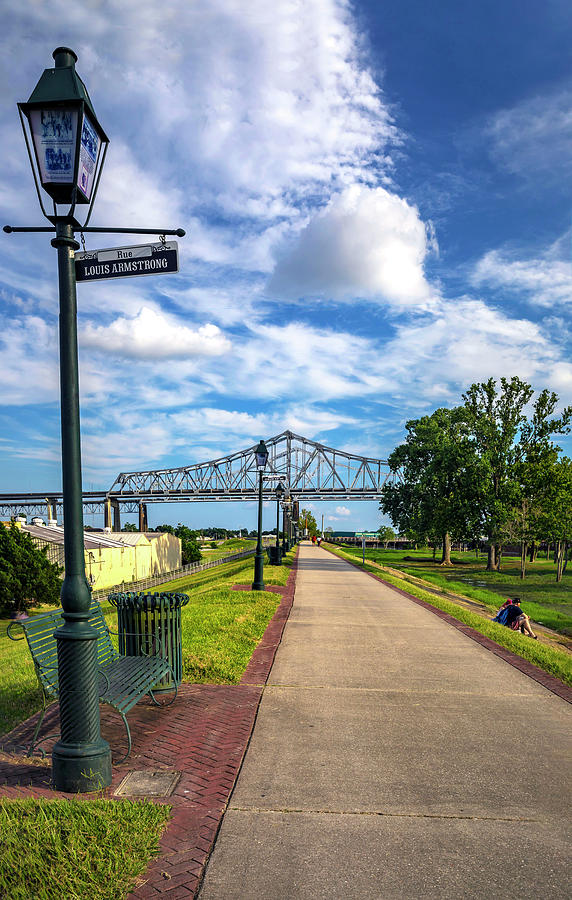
[228,806,541,823]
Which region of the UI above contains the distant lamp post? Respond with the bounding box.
[282,496,290,555]
[18,48,111,793]
[274,482,284,563]
[252,440,268,591]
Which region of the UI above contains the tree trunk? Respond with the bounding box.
[440,532,453,566]
[562,541,570,576]
[432,543,437,560]
[496,543,502,572]
[556,541,564,582]
[528,541,536,563]
[520,541,527,579]
[487,542,499,571]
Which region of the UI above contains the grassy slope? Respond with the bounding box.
[325,544,572,687]
[0,551,293,736]
[357,547,572,635]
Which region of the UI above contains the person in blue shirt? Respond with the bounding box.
[495,597,538,639]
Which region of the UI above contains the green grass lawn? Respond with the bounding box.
[0,550,293,898]
[0,797,170,900]
[198,537,256,560]
[343,546,572,635]
[0,550,293,737]
[326,543,572,686]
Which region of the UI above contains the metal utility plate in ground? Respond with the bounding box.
[114,770,181,797]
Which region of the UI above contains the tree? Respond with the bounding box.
[380,407,480,565]
[154,523,202,565]
[377,525,396,548]
[462,378,571,571]
[537,457,572,582]
[299,508,318,537]
[0,523,62,615]
[122,523,138,532]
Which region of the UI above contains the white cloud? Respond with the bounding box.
[0,1,398,265]
[94,141,185,229]
[379,297,571,407]
[335,505,351,516]
[269,185,435,306]
[485,87,572,179]
[81,307,231,359]
[0,316,58,405]
[471,248,572,308]
[230,320,393,401]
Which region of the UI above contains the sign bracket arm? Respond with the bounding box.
[4,225,186,236]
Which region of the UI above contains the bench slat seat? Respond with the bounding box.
[8,598,177,761]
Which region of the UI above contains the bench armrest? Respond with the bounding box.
[7,621,26,641]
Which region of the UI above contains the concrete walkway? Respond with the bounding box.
[199,543,571,899]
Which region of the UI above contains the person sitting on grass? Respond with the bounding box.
[493,598,513,624]
[496,597,538,639]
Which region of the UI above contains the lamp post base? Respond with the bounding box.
[252,549,265,591]
[52,740,112,793]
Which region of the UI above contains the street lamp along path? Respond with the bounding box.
[274,481,285,564]
[6,48,185,793]
[252,440,269,591]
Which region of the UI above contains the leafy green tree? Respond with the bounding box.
[122,523,138,532]
[536,456,572,582]
[299,508,318,537]
[0,523,62,615]
[380,407,480,565]
[462,377,571,571]
[377,525,396,548]
[154,523,202,565]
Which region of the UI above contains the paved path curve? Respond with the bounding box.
[199,542,571,899]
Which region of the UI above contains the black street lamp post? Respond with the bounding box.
[252,440,268,591]
[282,496,290,555]
[274,482,284,563]
[15,48,112,792]
[8,47,185,793]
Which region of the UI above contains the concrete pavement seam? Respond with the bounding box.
[227,806,542,822]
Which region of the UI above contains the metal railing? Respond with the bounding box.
[91,538,274,600]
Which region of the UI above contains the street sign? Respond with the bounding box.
[75,241,178,282]
[355,532,378,538]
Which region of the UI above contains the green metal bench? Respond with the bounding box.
[7,598,177,763]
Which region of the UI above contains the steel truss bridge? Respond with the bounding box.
[0,431,395,529]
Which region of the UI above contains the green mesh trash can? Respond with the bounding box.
[267,545,283,565]
[108,591,189,692]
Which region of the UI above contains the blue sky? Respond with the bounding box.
[1,0,571,534]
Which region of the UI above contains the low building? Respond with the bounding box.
[19,522,181,591]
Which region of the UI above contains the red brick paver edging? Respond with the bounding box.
[0,549,299,899]
[323,546,572,704]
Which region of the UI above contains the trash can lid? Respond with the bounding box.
[108,590,189,610]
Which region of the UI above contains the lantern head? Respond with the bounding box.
[19,47,109,208]
[254,440,269,470]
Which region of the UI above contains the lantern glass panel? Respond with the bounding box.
[255,451,268,469]
[30,107,79,188]
[77,111,101,201]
